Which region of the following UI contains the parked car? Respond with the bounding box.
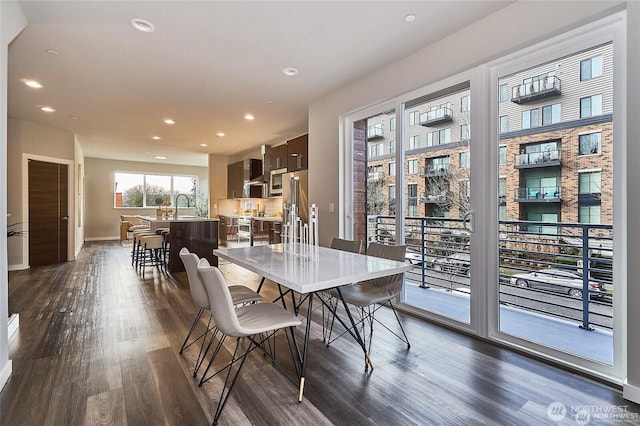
[432,252,470,276]
[509,268,604,299]
[405,249,425,266]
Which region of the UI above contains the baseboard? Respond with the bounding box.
[8,264,29,271]
[623,380,640,404]
[0,360,12,392]
[84,236,120,242]
[8,314,19,340]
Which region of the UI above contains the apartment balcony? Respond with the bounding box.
[419,107,453,127]
[515,186,562,202]
[368,171,384,180]
[420,191,447,204]
[422,164,450,177]
[515,150,562,169]
[511,75,561,104]
[367,126,384,140]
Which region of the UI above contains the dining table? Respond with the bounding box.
[213,242,412,401]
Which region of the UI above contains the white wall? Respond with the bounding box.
[1,0,27,391]
[308,0,639,395]
[83,157,209,240]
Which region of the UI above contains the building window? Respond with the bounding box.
[389,140,396,154]
[368,143,384,158]
[114,172,197,208]
[579,205,601,224]
[389,162,396,176]
[408,159,418,174]
[409,111,420,126]
[408,135,419,150]
[579,132,602,155]
[499,205,507,220]
[499,84,509,103]
[459,151,470,169]
[408,183,418,217]
[390,117,396,131]
[580,94,603,118]
[542,103,561,125]
[522,108,539,129]
[579,171,601,194]
[388,185,396,215]
[580,55,603,81]
[460,124,469,141]
[499,146,507,165]
[500,115,508,133]
[461,95,470,112]
[427,128,452,146]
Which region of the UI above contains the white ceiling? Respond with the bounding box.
[8,1,512,167]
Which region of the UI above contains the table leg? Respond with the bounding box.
[256,276,266,293]
[298,292,314,402]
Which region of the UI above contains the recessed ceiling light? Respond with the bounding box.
[244,114,255,121]
[24,80,43,88]
[282,67,298,76]
[40,106,55,112]
[163,118,175,125]
[200,143,208,147]
[46,49,60,56]
[404,14,416,22]
[152,136,161,140]
[68,115,78,120]
[131,18,155,33]
[154,155,168,160]
[216,132,225,137]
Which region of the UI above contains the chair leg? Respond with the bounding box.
[180,308,205,354]
[388,301,411,348]
[213,338,253,426]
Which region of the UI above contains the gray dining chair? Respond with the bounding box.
[178,248,262,377]
[197,258,301,425]
[326,242,410,352]
[330,237,363,254]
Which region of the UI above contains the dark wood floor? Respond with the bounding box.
[2,241,639,425]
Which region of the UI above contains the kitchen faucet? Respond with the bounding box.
[174,193,191,219]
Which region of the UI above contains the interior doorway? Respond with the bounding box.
[28,159,69,266]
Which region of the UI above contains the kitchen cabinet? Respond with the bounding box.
[218,215,238,246]
[252,219,272,244]
[227,159,262,198]
[287,134,308,172]
[270,144,288,171]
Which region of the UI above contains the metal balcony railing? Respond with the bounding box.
[367,171,384,180]
[511,75,561,104]
[420,191,447,203]
[515,149,562,168]
[515,186,561,202]
[419,107,453,127]
[422,164,450,177]
[367,215,612,330]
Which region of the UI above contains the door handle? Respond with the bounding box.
[61,216,69,220]
[463,211,474,233]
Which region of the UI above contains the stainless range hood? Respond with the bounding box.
[248,144,270,185]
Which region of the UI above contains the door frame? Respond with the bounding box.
[22,153,75,267]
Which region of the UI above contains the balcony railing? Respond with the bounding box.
[511,75,561,104]
[419,107,453,127]
[515,186,562,202]
[367,126,384,140]
[515,150,561,168]
[367,171,384,180]
[422,164,450,177]
[420,191,447,204]
[367,215,613,331]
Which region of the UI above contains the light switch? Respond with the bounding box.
[329,203,334,213]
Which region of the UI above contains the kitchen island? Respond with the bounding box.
[145,217,219,274]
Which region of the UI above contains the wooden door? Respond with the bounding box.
[28,159,68,266]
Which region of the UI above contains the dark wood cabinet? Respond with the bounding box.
[287,134,308,172]
[227,159,262,198]
[270,144,288,171]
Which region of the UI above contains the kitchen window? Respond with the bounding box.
[114,172,198,208]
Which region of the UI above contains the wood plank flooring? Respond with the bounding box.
[2,241,639,425]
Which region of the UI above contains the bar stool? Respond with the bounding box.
[139,235,165,278]
[131,230,155,267]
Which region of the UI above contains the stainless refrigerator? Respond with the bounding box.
[282,170,309,224]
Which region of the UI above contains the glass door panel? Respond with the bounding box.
[497,42,614,365]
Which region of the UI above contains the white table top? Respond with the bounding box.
[214,243,412,294]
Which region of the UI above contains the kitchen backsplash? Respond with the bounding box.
[217,197,282,217]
